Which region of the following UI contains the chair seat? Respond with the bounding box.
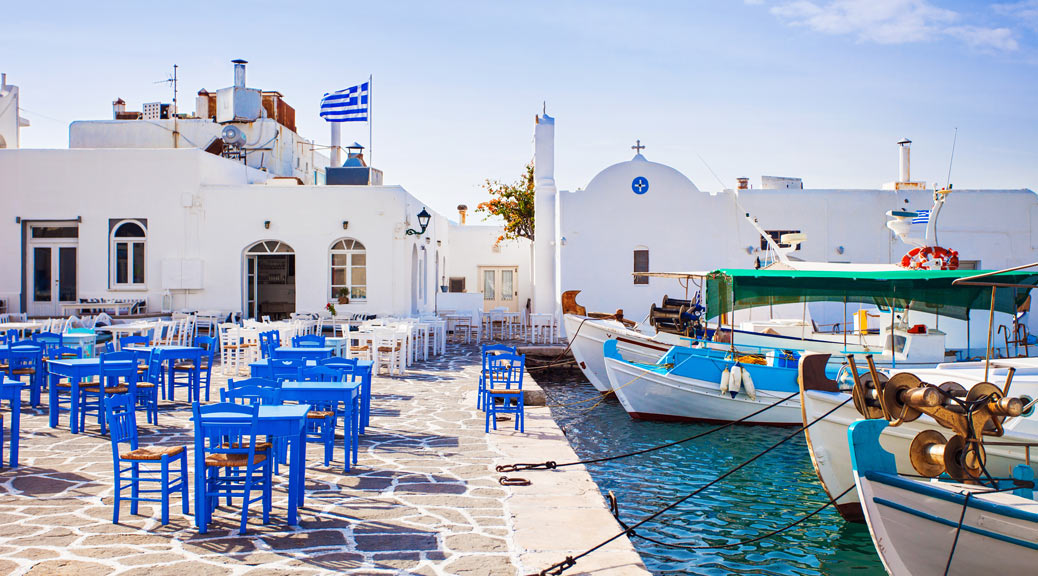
[80,385,129,394]
[307,410,334,419]
[10,368,35,376]
[136,382,156,389]
[350,345,369,351]
[487,388,522,394]
[222,441,273,451]
[120,445,186,461]
[173,361,208,371]
[377,346,401,353]
[205,452,267,468]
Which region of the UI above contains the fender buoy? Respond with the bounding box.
[730,365,742,396]
[720,368,730,395]
[743,369,757,401]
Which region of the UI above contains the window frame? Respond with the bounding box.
[329,238,367,302]
[634,248,649,285]
[109,219,147,290]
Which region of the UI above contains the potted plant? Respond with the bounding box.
[337,288,350,305]
[325,302,337,317]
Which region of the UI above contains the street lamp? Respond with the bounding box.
[405,207,431,236]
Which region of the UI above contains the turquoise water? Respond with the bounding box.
[540,377,886,576]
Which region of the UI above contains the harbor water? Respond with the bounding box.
[539,373,886,576]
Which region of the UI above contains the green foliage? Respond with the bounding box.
[476,162,535,244]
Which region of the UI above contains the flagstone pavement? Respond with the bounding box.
[0,345,648,576]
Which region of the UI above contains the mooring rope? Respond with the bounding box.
[497,390,801,473]
[531,395,853,576]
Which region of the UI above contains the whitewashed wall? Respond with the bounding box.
[443,224,533,311]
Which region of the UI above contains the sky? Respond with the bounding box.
[5,0,1038,220]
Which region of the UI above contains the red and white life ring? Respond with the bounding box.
[900,246,959,270]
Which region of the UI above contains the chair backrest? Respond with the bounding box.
[105,393,139,451]
[32,331,63,350]
[9,344,42,370]
[228,377,279,390]
[92,312,114,328]
[482,343,517,356]
[292,334,326,348]
[193,402,261,462]
[195,335,217,368]
[266,358,303,382]
[100,352,138,390]
[120,335,150,349]
[258,331,275,359]
[47,346,82,360]
[221,384,281,405]
[487,353,525,390]
[299,365,345,382]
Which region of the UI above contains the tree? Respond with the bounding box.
[476,162,535,244]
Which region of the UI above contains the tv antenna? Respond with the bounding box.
[153,64,178,115]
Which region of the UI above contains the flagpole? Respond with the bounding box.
[368,74,373,167]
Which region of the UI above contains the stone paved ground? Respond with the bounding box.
[0,344,647,576]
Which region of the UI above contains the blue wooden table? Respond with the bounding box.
[250,359,374,433]
[281,381,362,471]
[194,404,310,528]
[273,347,334,361]
[125,345,202,402]
[47,357,104,434]
[1,378,26,467]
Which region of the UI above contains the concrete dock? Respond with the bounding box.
[0,345,648,575]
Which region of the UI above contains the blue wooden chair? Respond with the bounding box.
[265,358,303,383]
[5,344,43,407]
[479,344,517,410]
[119,335,150,349]
[221,385,281,406]
[105,393,188,525]
[81,352,137,434]
[173,336,216,401]
[31,331,64,352]
[192,402,273,535]
[484,353,526,433]
[228,377,280,390]
[46,346,82,420]
[258,331,276,359]
[133,350,161,425]
[299,365,345,382]
[319,356,358,379]
[292,334,326,348]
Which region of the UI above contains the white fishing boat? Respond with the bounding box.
[850,416,1038,575]
[800,352,1038,521]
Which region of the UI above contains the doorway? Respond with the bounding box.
[479,266,518,312]
[244,240,295,320]
[26,223,78,316]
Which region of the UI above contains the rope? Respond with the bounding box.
[628,485,855,550]
[533,395,853,576]
[497,390,800,473]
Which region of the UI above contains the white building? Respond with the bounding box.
[0,62,530,319]
[0,74,30,149]
[531,113,1038,337]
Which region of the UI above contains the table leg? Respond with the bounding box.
[288,428,306,525]
[362,373,371,430]
[48,373,58,428]
[70,379,80,435]
[352,394,359,465]
[9,395,20,467]
[194,448,205,530]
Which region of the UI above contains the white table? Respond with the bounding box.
[60,302,136,316]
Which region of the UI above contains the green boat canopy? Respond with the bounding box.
[705,268,1038,321]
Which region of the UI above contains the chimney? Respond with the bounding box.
[736,177,749,190]
[457,204,468,225]
[232,59,247,88]
[112,98,126,119]
[195,90,209,119]
[1,74,6,90]
[897,138,911,184]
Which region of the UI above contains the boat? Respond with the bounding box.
[603,337,804,424]
[800,265,1038,521]
[800,352,1038,521]
[848,386,1037,575]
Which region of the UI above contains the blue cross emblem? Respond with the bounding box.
[632,176,649,195]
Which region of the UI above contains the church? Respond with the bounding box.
[529,112,1038,336]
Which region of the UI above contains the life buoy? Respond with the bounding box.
[900,245,959,270]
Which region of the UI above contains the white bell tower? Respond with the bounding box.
[0,74,30,149]
[533,111,557,314]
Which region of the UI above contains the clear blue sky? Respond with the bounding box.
[6,1,1037,219]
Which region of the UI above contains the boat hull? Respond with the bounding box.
[603,352,802,425]
[564,314,677,393]
[803,388,1038,523]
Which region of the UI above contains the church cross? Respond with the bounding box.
[632,139,646,154]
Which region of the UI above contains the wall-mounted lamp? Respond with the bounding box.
[436,240,442,247]
[264,220,271,229]
[14,217,21,224]
[76,215,83,222]
[405,207,431,236]
[342,220,349,230]
[836,245,845,255]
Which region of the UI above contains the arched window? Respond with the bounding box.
[330,238,366,301]
[110,219,147,287]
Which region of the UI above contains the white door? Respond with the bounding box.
[27,225,79,316]
[479,266,518,312]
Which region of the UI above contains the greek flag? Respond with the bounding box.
[912,209,930,225]
[320,82,369,122]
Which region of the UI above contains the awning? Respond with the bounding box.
[705,268,1038,321]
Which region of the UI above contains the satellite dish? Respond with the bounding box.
[221,125,246,146]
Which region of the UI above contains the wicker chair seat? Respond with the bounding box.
[120,446,186,461]
[205,452,267,468]
[307,410,334,419]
